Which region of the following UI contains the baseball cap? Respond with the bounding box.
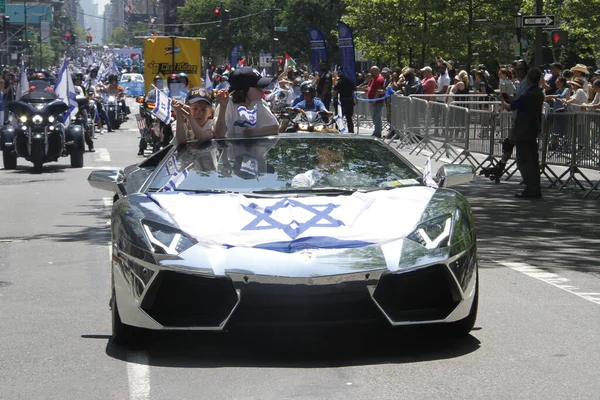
[229,67,273,91]
[550,62,563,70]
[381,67,391,74]
[420,66,432,73]
[185,87,212,105]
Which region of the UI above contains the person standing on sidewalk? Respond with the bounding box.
[367,66,385,138]
[501,68,545,199]
[332,69,357,133]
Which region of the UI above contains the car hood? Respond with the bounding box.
[147,187,437,253]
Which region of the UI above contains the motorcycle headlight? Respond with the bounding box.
[32,115,43,125]
[407,214,452,249]
[143,222,197,255]
[19,115,28,123]
[297,123,309,131]
[48,116,55,123]
[313,125,326,132]
[108,96,116,102]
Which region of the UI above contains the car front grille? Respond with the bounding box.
[229,281,385,327]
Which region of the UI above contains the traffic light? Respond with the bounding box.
[550,30,568,46]
[278,57,284,66]
[222,9,230,27]
[65,33,71,42]
[214,6,221,15]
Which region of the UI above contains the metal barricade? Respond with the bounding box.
[353,92,372,134]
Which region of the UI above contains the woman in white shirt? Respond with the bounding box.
[214,67,279,138]
[562,78,588,106]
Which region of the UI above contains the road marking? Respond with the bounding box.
[498,261,600,305]
[126,352,151,400]
[82,166,122,170]
[94,148,111,162]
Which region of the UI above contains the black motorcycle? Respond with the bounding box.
[0,86,86,172]
[136,92,173,155]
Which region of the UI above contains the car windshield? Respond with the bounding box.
[148,136,422,193]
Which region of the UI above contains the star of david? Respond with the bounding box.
[241,199,344,239]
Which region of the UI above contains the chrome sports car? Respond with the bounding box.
[88,134,478,344]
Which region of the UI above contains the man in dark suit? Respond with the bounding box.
[501,68,545,199]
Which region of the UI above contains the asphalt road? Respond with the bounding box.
[1,100,600,399]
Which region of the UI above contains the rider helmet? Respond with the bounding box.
[177,72,189,85]
[300,82,317,96]
[32,72,46,81]
[167,74,179,84]
[153,75,161,83]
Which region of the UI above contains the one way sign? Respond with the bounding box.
[522,15,556,27]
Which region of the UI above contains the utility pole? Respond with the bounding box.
[24,0,28,65]
[534,0,543,67]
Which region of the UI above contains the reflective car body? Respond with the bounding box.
[89,134,478,343]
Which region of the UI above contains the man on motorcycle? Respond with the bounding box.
[73,73,95,152]
[289,83,328,113]
[99,74,130,118]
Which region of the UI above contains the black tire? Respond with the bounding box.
[31,141,44,173]
[441,271,479,337]
[2,150,17,170]
[70,149,84,168]
[111,288,138,346]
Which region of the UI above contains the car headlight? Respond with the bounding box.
[313,124,325,132]
[32,115,43,125]
[19,115,28,123]
[48,115,55,123]
[143,222,197,255]
[407,214,452,249]
[297,123,309,131]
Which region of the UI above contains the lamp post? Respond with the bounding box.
[514,12,523,60]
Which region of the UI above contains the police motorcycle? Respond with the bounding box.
[0,79,86,172]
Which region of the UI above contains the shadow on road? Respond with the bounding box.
[457,177,600,274]
[102,326,480,368]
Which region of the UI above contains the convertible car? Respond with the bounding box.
[88,133,479,344]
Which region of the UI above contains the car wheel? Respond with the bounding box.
[442,271,479,337]
[111,288,137,345]
[70,149,84,168]
[2,150,17,170]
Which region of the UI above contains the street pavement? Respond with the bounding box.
[1,99,600,399]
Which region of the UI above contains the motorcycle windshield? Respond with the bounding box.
[303,111,321,123]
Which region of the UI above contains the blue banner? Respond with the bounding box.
[337,22,356,84]
[308,27,328,72]
[231,45,240,69]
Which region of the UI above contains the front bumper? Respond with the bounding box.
[113,244,478,331]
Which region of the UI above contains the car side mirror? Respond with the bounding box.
[436,164,475,188]
[88,169,120,192]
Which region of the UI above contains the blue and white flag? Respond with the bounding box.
[165,154,179,175]
[423,158,438,188]
[54,56,79,127]
[235,105,257,128]
[97,62,106,80]
[151,85,172,124]
[204,69,212,91]
[149,187,437,253]
[161,169,189,191]
[334,94,348,133]
[261,69,267,77]
[16,63,29,100]
[0,91,4,125]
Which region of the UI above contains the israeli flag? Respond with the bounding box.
[149,186,437,252]
[165,154,179,175]
[97,62,106,80]
[235,105,257,128]
[152,86,172,124]
[54,56,79,127]
[261,69,266,77]
[0,91,4,125]
[161,169,189,191]
[335,94,348,133]
[16,64,29,100]
[423,158,438,188]
[204,69,212,91]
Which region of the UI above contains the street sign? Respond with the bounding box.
[274,27,288,32]
[259,53,272,68]
[522,15,555,28]
[0,0,5,14]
